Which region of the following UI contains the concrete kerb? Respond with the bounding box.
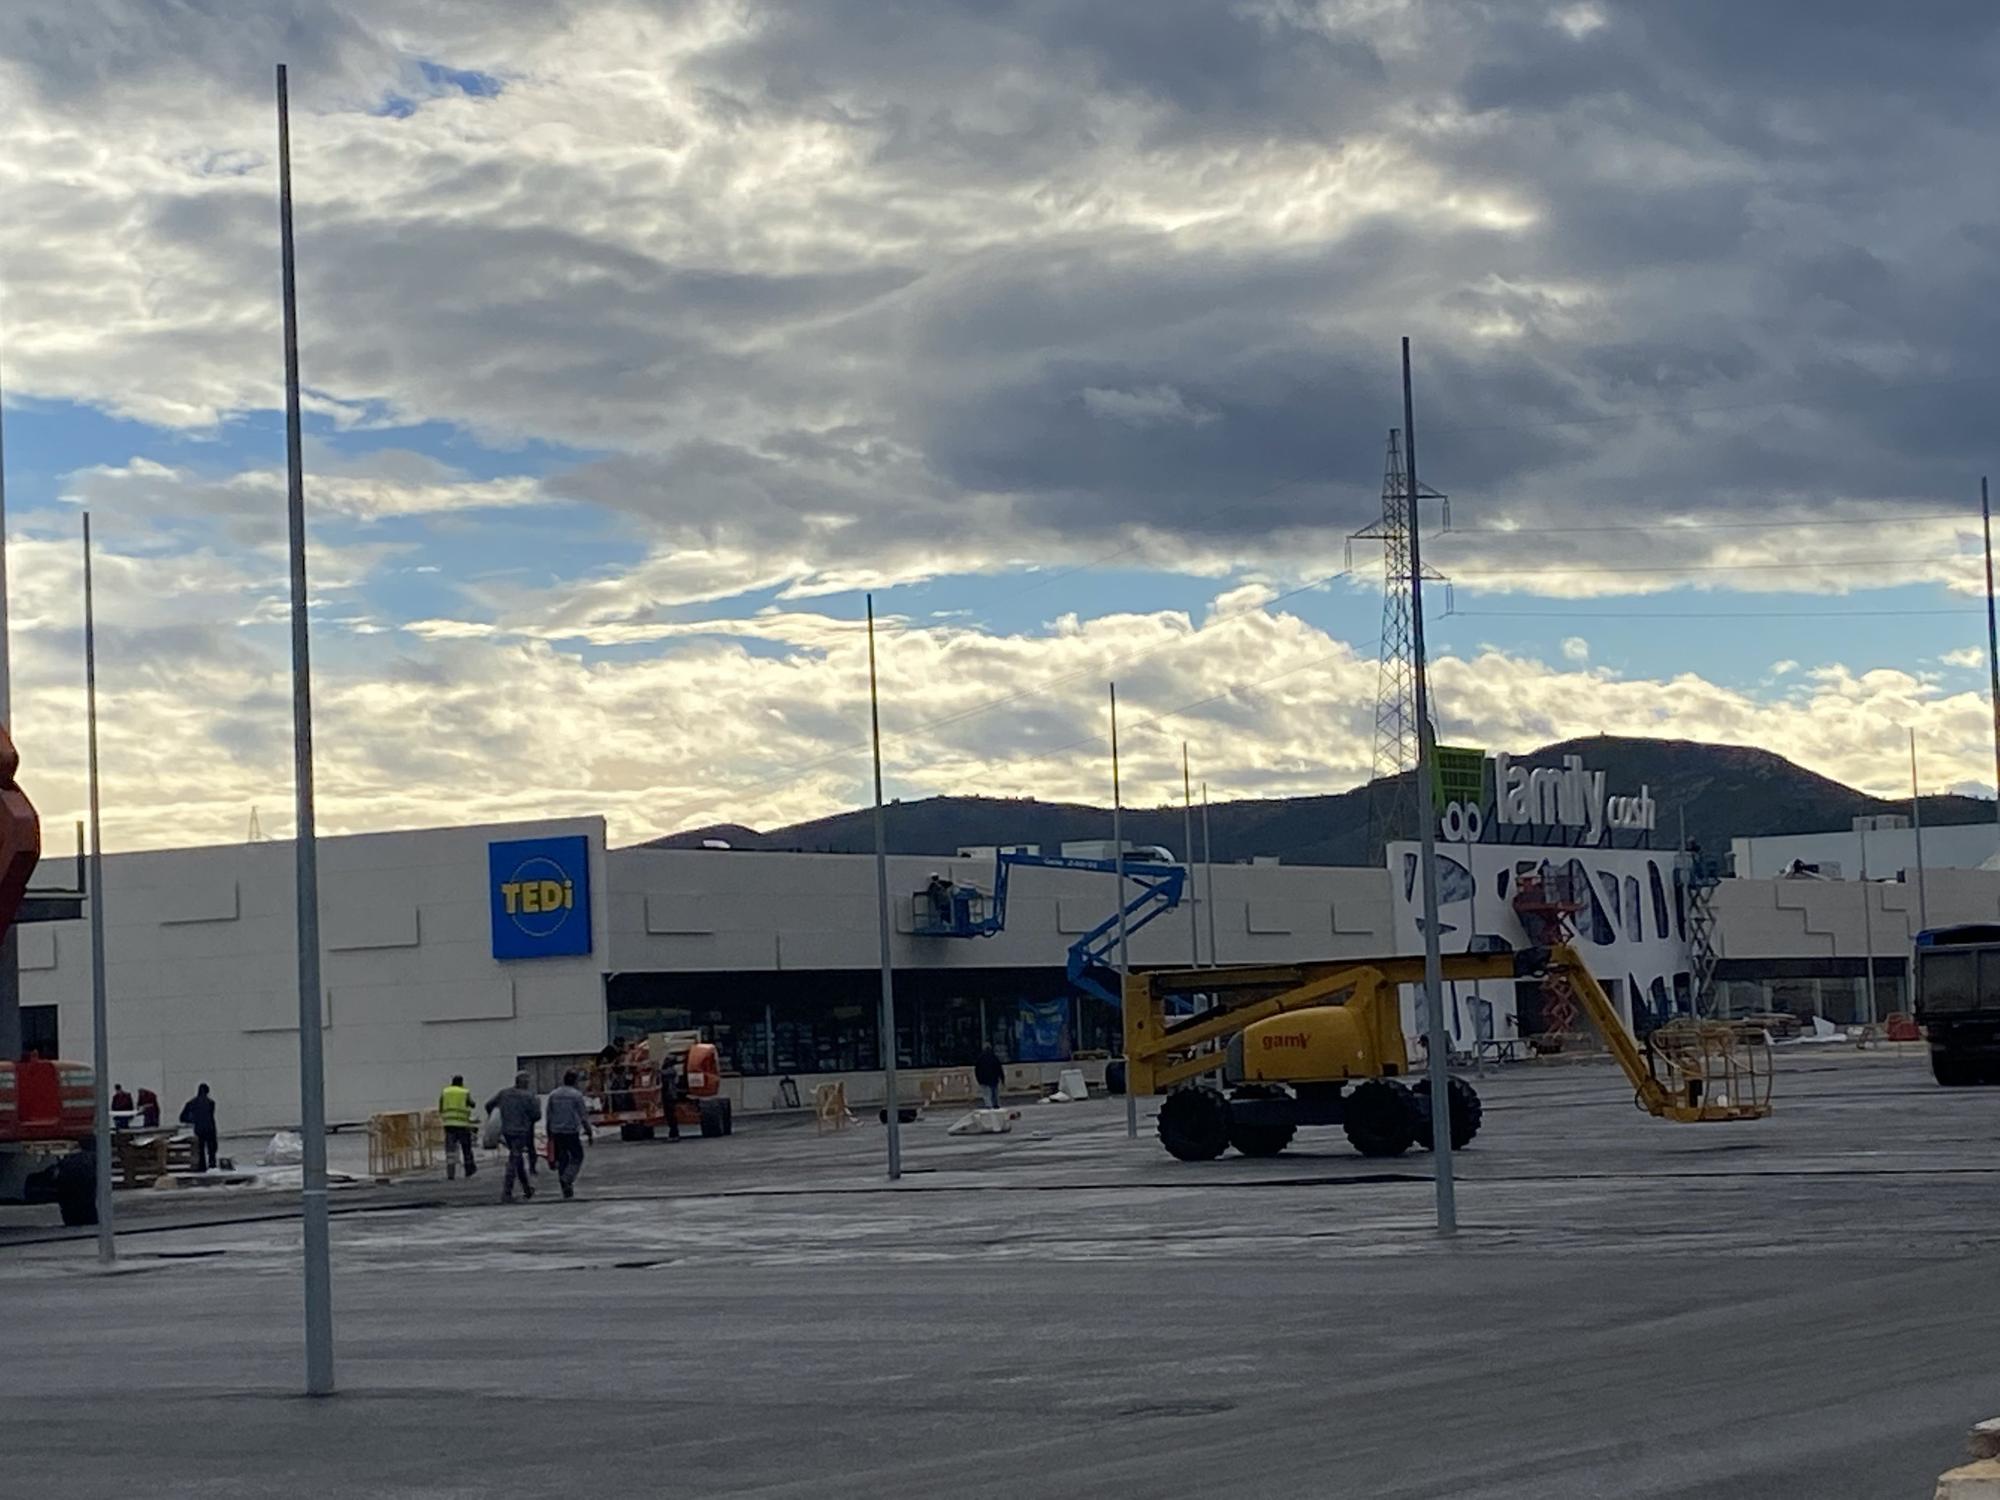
[1935,1419,2000,1497]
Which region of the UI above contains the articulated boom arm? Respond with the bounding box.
[1546,942,1771,1122]
[1124,943,1773,1124]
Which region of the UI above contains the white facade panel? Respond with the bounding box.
[1389,840,1695,1043]
[22,817,608,1129]
[605,848,1398,975]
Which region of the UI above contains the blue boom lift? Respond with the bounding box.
[912,849,1187,1007]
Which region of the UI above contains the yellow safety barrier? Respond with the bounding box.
[813,1081,852,1134]
[367,1109,439,1178]
[926,1068,976,1106]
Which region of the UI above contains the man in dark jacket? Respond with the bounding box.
[544,1070,594,1199]
[137,1086,161,1128]
[975,1045,1004,1110]
[485,1073,542,1203]
[179,1083,219,1171]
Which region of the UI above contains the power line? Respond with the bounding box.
[1441,511,1969,539]
[1446,554,1968,581]
[1440,608,1984,620]
[1426,371,2000,437]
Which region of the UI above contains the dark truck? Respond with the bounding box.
[1913,924,2000,1086]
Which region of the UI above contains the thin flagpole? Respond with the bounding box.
[1201,782,1217,967]
[1112,684,1134,1139]
[867,595,902,1180]
[1985,476,2000,845]
[1403,336,1455,1237]
[277,63,334,1396]
[1910,727,1929,935]
[1182,743,1199,965]
[83,515,112,1262]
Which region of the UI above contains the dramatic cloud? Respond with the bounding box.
[6,566,1990,853]
[4,2,1998,849]
[3,1,1997,587]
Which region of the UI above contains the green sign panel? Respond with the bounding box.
[1432,745,1486,811]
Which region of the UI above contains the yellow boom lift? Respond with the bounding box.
[1125,942,1771,1161]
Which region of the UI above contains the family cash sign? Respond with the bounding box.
[1436,751,1657,845]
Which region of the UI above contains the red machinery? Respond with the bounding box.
[586,1031,734,1141]
[1512,867,1589,1051]
[0,723,100,1223]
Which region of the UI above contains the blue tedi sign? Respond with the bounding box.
[489,835,593,960]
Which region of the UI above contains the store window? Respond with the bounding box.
[20,1003,58,1059]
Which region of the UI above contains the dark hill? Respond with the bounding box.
[639,735,1993,865]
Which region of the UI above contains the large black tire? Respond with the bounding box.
[1227,1086,1297,1157]
[1411,1075,1483,1151]
[1342,1079,1417,1158]
[1932,1051,1982,1087]
[619,1122,656,1142]
[720,1099,734,1136]
[1157,1085,1231,1162]
[54,1151,97,1226]
[698,1100,726,1138]
[1104,1060,1127,1096]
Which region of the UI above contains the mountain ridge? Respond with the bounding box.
[638,735,1992,865]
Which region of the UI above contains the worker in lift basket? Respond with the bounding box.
[438,1074,478,1180]
[485,1073,542,1203]
[544,1070,595,1200]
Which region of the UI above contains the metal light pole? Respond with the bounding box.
[1201,782,1218,967]
[1984,477,2000,845]
[1111,684,1135,1138]
[1403,336,1455,1237]
[0,287,18,1063]
[1910,727,1929,936]
[82,516,112,1262]
[1181,743,1199,965]
[1857,831,1877,1027]
[276,64,333,1397]
[866,595,901,1180]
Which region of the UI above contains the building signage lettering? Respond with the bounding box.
[1436,751,1657,845]
[1493,752,1655,841]
[488,834,593,960]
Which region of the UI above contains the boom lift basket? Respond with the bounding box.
[1641,1019,1773,1122]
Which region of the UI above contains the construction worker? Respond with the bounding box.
[662,1055,683,1141]
[485,1072,541,1203]
[439,1074,478,1180]
[179,1083,219,1172]
[975,1043,1004,1110]
[544,1070,594,1199]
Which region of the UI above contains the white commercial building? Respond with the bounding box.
[19,779,1994,1131]
[1732,816,2000,883]
[18,818,610,1128]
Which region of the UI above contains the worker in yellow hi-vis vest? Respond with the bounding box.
[439,1074,478,1180]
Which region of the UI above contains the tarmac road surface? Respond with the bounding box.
[3,1049,1994,1498]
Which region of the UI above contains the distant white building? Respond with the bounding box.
[1732,815,2000,883]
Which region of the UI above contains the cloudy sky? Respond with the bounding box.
[4,0,2000,851]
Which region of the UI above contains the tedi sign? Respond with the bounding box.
[1493,751,1656,842]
